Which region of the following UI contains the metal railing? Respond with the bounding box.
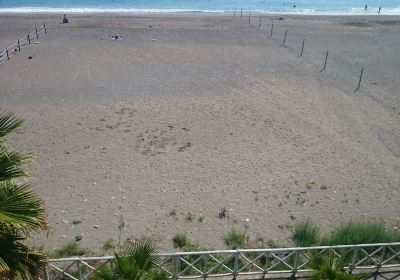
[45,242,400,279]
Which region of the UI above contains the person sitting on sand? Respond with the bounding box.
[62,14,69,24]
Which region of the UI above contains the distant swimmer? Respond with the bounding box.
[378,6,382,14]
[364,5,368,11]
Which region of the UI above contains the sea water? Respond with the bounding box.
[0,0,399,15]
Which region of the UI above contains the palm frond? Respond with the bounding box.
[0,231,47,280]
[0,181,47,233]
[0,113,23,139]
[0,148,30,181]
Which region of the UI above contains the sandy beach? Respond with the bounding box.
[0,14,399,253]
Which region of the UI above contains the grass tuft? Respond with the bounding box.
[224,229,248,249]
[292,218,320,247]
[173,233,188,248]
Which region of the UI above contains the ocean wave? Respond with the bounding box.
[0,6,400,15]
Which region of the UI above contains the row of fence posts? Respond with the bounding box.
[2,23,46,61]
[234,10,365,93]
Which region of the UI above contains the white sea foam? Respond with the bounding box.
[0,6,399,15]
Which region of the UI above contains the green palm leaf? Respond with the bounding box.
[0,181,46,233]
[0,231,47,280]
[0,112,23,139]
[0,148,30,181]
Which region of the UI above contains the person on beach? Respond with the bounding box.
[62,14,69,24]
[378,6,382,14]
[364,5,368,11]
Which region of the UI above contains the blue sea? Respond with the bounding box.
[0,0,399,15]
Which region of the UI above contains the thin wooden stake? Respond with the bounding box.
[35,27,38,39]
[354,68,364,93]
[321,50,329,71]
[258,17,262,29]
[299,38,305,57]
[17,40,21,51]
[27,34,30,44]
[241,9,243,18]
[281,29,287,46]
[270,24,274,37]
[44,23,47,34]
[6,48,9,60]
[248,12,251,23]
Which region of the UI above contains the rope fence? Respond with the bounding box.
[0,24,47,64]
[234,10,368,93]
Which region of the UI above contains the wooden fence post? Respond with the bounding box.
[281,29,287,46]
[258,17,262,29]
[354,68,364,93]
[321,50,329,71]
[270,23,274,37]
[6,48,9,60]
[299,38,305,57]
[241,9,243,18]
[27,34,30,44]
[17,40,21,51]
[44,23,47,34]
[35,27,39,39]
[248,11,251,23]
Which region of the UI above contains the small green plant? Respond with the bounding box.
[224,229,248,249]
[72,220,82,225]
[168,208,177,217]
[102,238,115,251]
[185,212,193,222]
[51,242,86,258]
[292,218,320,247]
[173,233,188,248]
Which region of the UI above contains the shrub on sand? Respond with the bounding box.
[224,229,248,249]
[293,218,320,247]
[51,242,86,258]
[323,221,400,245]
[172,233,188,249]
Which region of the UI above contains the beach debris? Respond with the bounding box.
[217,207,227,219]
[35,41,39,44]
[108,34,123,40]
[93,225,99,229]
[62,14,69,24]
[151,38,157,41]
[61,235,66,238]
[275,16,285,20]
[84,198,88,202]
[62,220,68,224]
[245,218,250,222]
[75,235,83,241]
[28,56,33,59]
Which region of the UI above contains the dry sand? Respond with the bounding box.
[0,14,399,252]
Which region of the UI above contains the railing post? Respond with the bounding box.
[281,29,287,46]
[291,251,299,279]
[299,38,305,57]
[77,261,82,280]
[354,68,364,93]
[6,48,9,60]
[27,34,31,44]
[258,17,262,29]
[233,251,239,280]
[374,246,387,279]
[270,23,274,37]
[35,27,39,39]
[17,40,21,51]
[173,255,180,280]
[44,23,47,34]
[44,266,50,280]
[349,247,359,274]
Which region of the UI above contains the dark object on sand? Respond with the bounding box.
[28,56,33,59]
[63,14,69,24]
[217,208,226,219]
[275,16,285,20]
[75,235,83,241]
